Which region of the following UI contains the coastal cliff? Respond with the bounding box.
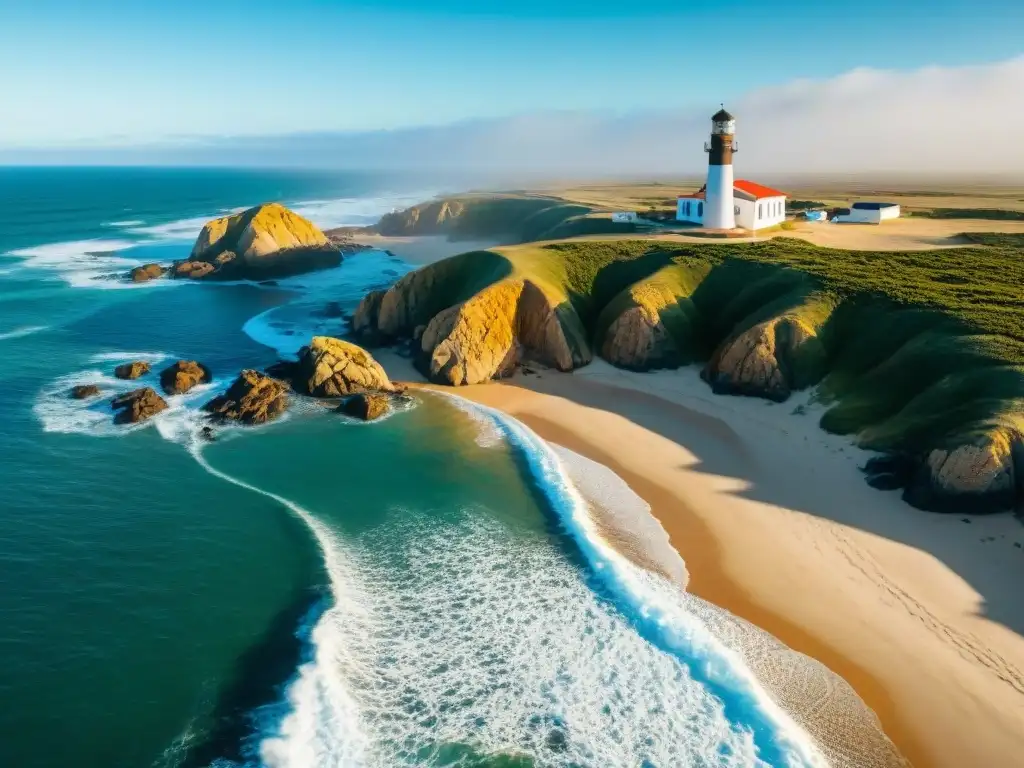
[352,237,1024,515]
[173,203,340,280]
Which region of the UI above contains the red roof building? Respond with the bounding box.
[676,179,788,230]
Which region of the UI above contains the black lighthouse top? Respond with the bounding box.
[712,107,734,122]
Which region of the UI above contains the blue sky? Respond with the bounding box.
[2,0,1023,149]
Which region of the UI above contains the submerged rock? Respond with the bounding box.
[203,370,288,425]
[175,203,340,281]
[129,263,165,283]
[111,387,167,424]
[296,336,395,397]
[159,360,211,395]
[114,360,151,380]
[70,384,101,399]
[337,392,390,421]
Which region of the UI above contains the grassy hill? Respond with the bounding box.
[370,193,648,243]
[354,235,1024,514]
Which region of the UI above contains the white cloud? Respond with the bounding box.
[6,57,1023,175]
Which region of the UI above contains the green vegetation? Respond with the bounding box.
[960,232,1024,247]
[380,236,1024,474]
[918,208,1024,221]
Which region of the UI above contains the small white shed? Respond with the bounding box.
[833,202,901,224]
[612,211,639,223]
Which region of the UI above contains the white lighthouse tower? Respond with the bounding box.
[703,107,737,230]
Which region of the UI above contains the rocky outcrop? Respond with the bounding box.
[172,261,216,279]
[601,303,680,370]
[296,337,395,397]
[374,199,467,237]
[337,392,390,421]
[903,429,1022,514]
[175,203,339,280]
[203,370,288,425]
[351,289,386,344]
[420,278,586,386]
[129,263,165,283]
[159,360,211,395]
[70,384,100,399]
[111,387,167,424]
[596,266,708,371]
[114,361,151,380]
[702,314,825,402]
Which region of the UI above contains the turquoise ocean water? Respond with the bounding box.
[0,168,844,767]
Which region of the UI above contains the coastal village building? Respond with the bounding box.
[676,108,788,231]
[832,201,901,224]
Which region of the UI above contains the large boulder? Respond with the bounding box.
[903,429,1022,514]
[337,392,390,421]
[177,203,339,280]
[296,336,395,397]
[204,370,288,425]
[114,361,151,380]
[129,263,165,283]
[111,387,167,424]
[159,360,211,395]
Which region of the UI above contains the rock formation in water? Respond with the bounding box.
[129,264,165,283]
[111,387,167,424]
[173,203,339,280]
[294,336,395,397]
[203,370,288,425]
[173,261,216,279]
[114,361,151,380]
[159,360,211,395]
[70,384,101,399]
[337,392,390,421]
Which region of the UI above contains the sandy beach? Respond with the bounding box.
[395,360,1024,768]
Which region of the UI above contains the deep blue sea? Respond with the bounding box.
[0,167,839,767]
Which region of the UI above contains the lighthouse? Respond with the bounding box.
[703,107,737,230]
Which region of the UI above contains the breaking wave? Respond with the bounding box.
[0,324,49,341]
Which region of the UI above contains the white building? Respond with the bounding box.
[611,211,639,223]
[676,108,788,231]
[832,202,901,224]
[676,179,788,231]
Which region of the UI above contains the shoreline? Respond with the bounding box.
[402,362,1024,768]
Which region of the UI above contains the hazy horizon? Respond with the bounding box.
[3,2,1024,176]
